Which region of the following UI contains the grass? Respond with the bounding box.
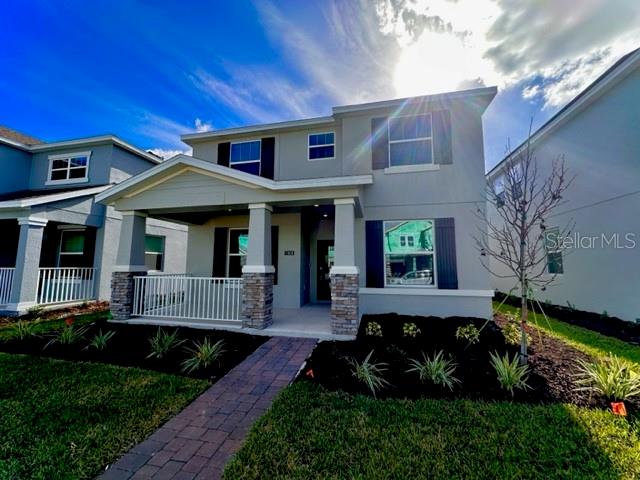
[225,382,640,480]
[0,352,208,479]
[494,302,640,365]
[0,311,111,341]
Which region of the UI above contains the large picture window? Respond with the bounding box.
[227,229,249,277]
[58,230,86,267]
[384,220,435,286]
[388,114,433,167]
[230,140,261,175]
[145,235,165,271]
[48,151,90,184]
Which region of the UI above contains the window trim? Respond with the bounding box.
[307,131,336,161]
[144,234,166,272]
[382,219,437,288]
[46,151,91,185]
[57,229,86,267]
[226,227,249,277]
[387,113,434,168]
[229,139,261,175]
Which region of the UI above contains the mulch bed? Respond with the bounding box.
[0,318,268,381]
[301,313,640,413]
[0,301,110,327]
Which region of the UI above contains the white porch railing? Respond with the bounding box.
[132,275,243,323]
[0,268,15,304]
[37,267,97,305]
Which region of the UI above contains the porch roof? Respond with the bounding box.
[0,185,110,210]
[95,154,372,213]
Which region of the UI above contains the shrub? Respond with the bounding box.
[7,320,39,341]
[147,328,185,360]
[455,324,480,345]
[44,322,89,349]
[407,350,460,390]
[365,321,383,337]
[490,351,530,396]
[181,338,225,373]
[84,329,116,351]
[502,314,531,346]
[25,304,45,319]
[574,354,640,401]
[402,322,421,338]
[348,350,389,398]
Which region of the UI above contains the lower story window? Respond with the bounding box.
[145,235,165,271]
[228,229,248,277]
[58,230,85,267]
[384,220,435,286]
[544,227,564,274]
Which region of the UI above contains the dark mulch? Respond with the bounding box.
[496,291,640,345]
[0,318,268,381]
[0,300,110,327]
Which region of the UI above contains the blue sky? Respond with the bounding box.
[2,1,639,170]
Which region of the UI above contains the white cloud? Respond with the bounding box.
[194,118,213,132]
[147,148,191,160]
[521,84,540,101]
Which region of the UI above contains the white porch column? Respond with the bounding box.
[330,198,359,335]
[242,203,274,329]
[8,216,48,312]
[111,211,148,321]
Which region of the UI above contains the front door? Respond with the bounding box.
[316,240,334,301]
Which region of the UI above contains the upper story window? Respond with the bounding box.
[388,114,433,167]
[230,140,261,175]
[47,151,90,185]
[308,132,335,160]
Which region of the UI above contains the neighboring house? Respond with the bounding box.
[0,128,187,314]
[486,48,640,323]
[96,87,497,337]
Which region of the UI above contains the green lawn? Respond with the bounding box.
[494,302,640,364]
[225,382,640,480]
[0,352,208,479]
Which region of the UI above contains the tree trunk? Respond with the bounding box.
[520,280,528,365]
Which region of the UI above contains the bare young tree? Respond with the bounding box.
[476,131,574,364]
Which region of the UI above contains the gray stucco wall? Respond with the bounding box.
[0,144,31,193]
[109,146,159,184]
[489,67,640,322]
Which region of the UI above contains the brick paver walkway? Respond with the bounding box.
[98,336,317,480]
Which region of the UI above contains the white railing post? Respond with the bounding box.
[0,268,15,305]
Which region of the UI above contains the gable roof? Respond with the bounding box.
[0,125,42,145]
[487,47,640,177]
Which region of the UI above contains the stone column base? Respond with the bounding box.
[111,271,146,321]
[330,273,359,335]
[242,272,274,329]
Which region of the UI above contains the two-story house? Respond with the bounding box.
[487,48,640,323]
[96,87,497,338]
[0,128,187,314]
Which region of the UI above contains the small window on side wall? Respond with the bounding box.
[145,235,165,271]
[308,132,335,160]
[48,152,90,184]
[544,227,564,274]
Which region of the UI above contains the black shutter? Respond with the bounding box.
[435,217,458,289]
[433,110,452,165]
[271,225,279,285]
[218,142,230,167]
[212,227,228,277]
[261,137,275,179]
[371,117,389,170]
[365,220,384,288]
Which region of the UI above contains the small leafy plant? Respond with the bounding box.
[490,351,530,396]
[84,329,116,351]
[455,324,480,345]
[7,320,39,340]
[502,314,531,346]
[181,338,225,373]
[402,322,421,338]
[574,354,640,401]
[44,321,89,349]
[365,321,383,337]
[348,350,389,398]
[25,304,45,319]
[147,328,185,360]
[407,350,460,390]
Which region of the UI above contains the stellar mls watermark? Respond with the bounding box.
[545,232,637,250]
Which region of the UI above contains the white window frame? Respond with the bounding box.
[57,229,86,267]
[46,151,91,185]
[144,234,166,272]
[387,113,434,168]
[383,219,437,288]
[229,139,261,175]
[307,131,335,161]
[227,227,249,277]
